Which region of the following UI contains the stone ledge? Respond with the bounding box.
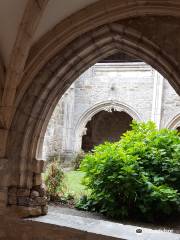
[30,210,180,240]
[0,216,115,240]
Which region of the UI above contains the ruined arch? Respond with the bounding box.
[166,114,180,130]
[74,100,141,153]
[81,111,133,152]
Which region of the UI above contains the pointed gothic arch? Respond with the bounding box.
[166,114,180,130]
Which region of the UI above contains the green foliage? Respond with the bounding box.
[44,160,65,201]
[44,160,86,204]
[64,170,87,200]
[78,121,180,221]
[73,151,86,170]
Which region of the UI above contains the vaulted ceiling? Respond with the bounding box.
[0,0,97,66]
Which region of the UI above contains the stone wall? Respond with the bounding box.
[42,62,180,163]
[161,80,180,128]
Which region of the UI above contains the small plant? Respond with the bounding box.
[76,195,97,211]
[79,121,180,221]
[47,153,60,163]
[44,160,65,201]
[73,151,85,170]
[57,192,75,205]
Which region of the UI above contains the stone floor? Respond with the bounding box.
[30,205,180,240]
[47,205,180,232]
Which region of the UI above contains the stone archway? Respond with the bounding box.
[166,114,180,131]
[74,100,141,153]
[81,110,133,152]
[5,15,180,216]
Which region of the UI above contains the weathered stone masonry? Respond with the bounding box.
[43,62,180,163]
[1,1,180,220]
[7,160,48,217]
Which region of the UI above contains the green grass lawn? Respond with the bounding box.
[63,170,88,199]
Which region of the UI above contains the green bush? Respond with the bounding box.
[44,160,65,201]
[73,151,85,170]
[78,121,180,221]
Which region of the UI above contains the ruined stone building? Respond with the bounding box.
[1,1,180,239]
[43,61,180,164]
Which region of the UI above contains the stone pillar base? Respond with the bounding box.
[7,185,48,218]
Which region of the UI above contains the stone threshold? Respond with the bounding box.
[29,209,180,240]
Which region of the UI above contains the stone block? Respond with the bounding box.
[17,193,47,207]
[32,185,46,197]
[17,188,30,197]
[0,128,8,158]
[17,197,31,206]
[33,159,45,174]
[19,175,33,190]
[0,190,7,204]
[33,174,42,186]
[0,201,7,210]
[10,205,42,217]
[8,195,17,205]
[0,172,10,187]
[0,158,8,171]
[8,186,17,195]
[41,205,48,215]
[30,190,40,198]
[28,206,42,217]
[35,196,47,206]
[28,198,40,207]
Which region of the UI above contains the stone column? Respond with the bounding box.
[151,70,164,129]
[0,158,9,214]
[0,127,10,215]
[7,160,48,217]
[61,84,75,164]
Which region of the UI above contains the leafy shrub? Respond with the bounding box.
[57,192,75,205]
[79,121,180,221]
[44,160,65,201]
[73,151,85,170]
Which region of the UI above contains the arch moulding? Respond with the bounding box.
[8,21,180,188]
[17,0,180,107]
[166,114,180,130]
[74,100,142,152]
[4,1,180,217]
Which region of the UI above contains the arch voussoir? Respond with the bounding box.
[6,12,180,216]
